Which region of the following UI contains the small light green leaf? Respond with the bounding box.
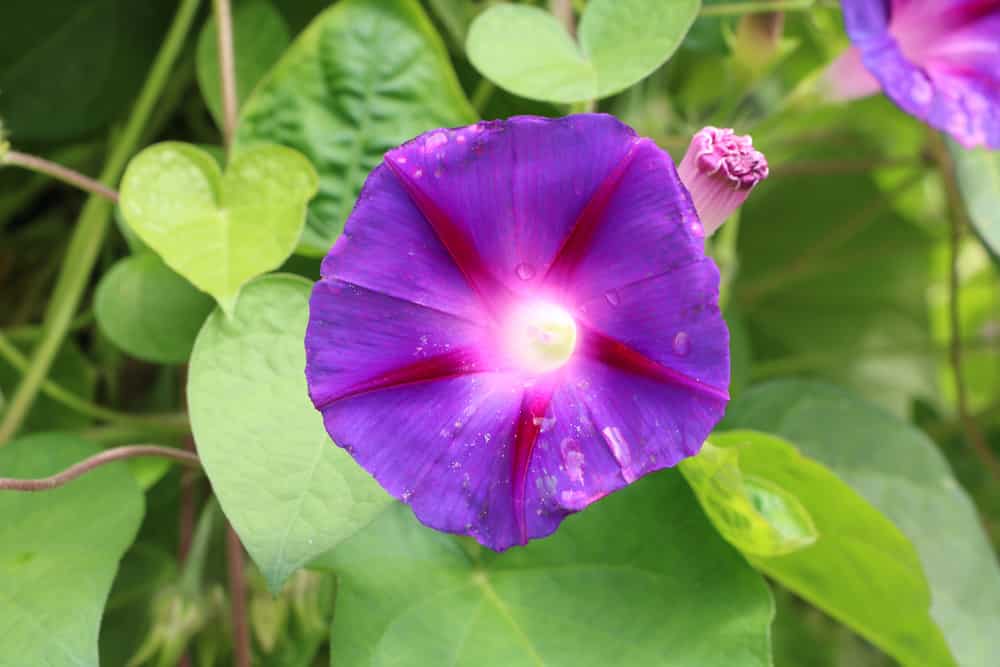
[95,253,215,364]
[320,471,774,667]
[467,5,596,104]
[680,441,816,557]
[0,433,144,667]
[725,380,1000,667]
[236,0,476,253]
[196,0,290,130]
[119,142,318,315]
[702,430,954,667]
[466,0,700,104]
[948,139,1000,261]
[579,0,700,98]
[188,274,391,591]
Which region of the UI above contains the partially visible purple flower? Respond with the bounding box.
[677,127,769,236]
[305,115,744,551]
[823,0,1000,148]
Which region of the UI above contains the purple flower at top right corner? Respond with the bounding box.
[823,0,1000,148]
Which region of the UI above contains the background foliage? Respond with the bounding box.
[1,1,999,666]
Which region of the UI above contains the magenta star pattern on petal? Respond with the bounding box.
[305,114,732,551]
[824,0,1000,148]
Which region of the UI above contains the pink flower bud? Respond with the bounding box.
[677,127,769,236]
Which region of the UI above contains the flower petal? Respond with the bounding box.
[840,0,1000,148]
[822,46,883,101]
[316,372,527,550]
[858,37,1000,148]
[305,279,493,409]
[382,115,643,297]
[545,137,706,304]
[575,260,730,395]
[521,356,727,539]
[320,162,486,322]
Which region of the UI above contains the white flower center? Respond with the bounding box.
[505,301,577,373]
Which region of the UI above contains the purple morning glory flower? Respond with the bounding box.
[823,0,1000,148]
[305,114,743,551]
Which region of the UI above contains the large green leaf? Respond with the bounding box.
[0,0,174,142]
[95,253,215,364]
[320,471,773,667]
[724,380,1000,667]
[693,431,954,667]
[119,142,318,315]
[196,0,290,131]
[466,0,700,104]
[0,433,144,667]
[734,168,936,415]
[948,139,1000,261]
[236,0,477,254]
[188,275,392,591]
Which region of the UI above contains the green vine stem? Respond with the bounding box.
[0,0,203,445]
[0,444,200,492]
[0,332,185,429]
[929,131,1000,481]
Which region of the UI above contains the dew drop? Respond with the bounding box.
[560,438,585,484]
[532,416,556,433]
[515,263,536,280]
[426,131,449,149]
[604,289,621,306]
[672,331,691,356]
[601,426,636,483]
[413,168,423,179]
[690,221,704,238]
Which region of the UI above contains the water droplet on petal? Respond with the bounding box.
[413,168,423,178]
[560,438,585,484]
[601,426,636,483]
[515,263,536,280]
[604,289,621,306]
[673,331,691,356]
[532,416,556,433]
[426,131,449,149]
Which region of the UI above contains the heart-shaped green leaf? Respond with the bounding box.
[467,0,700,104]
[119,142,318,315]
[188,274,392,591]
[0,433,144,666]
[318,470,774,667]
[95,253,215,364]
[235,0,476,254]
